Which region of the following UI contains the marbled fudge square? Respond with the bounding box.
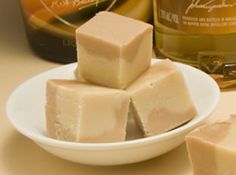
[127,60,197,136]
[76,11,153,89]
[46,80,130,143]
[186,116,236,175]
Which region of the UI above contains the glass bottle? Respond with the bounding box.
[153,0,236,88]
[20,0,153,63]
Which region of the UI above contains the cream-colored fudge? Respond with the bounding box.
[186,117,236,175]
[45,80,130,143]
[127,60,197,136]
[76,11,153,89]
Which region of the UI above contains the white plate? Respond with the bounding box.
[6,59,220,165]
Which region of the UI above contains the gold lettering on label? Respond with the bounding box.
[50,0,99,8]
[185,0,236,14]
[62,39,76,47]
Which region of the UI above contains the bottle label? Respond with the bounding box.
[157,0,236,34]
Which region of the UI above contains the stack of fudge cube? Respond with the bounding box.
[45,12,197,143]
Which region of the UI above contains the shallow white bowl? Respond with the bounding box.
[6,59,220,165]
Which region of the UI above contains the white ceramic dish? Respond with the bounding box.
[6,59,220,166]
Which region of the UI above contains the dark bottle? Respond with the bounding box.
[20,0,153,63]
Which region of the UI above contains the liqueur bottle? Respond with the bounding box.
[153,0,236,88]
[20,0,153,63]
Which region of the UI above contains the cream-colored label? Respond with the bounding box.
[156,0,236,34]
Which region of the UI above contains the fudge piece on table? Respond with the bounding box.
[186,116,236,175]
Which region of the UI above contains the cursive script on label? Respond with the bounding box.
[185,0,236,14]
[49,0,99,8]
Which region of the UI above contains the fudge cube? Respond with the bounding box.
[186,116,236,175]
[127,60,197,136]
[45,80,130,143]
[76,11,153,89]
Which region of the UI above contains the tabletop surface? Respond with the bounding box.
[1,1,236,175]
